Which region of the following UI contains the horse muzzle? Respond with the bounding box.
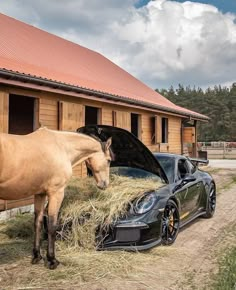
[97,180,108,190]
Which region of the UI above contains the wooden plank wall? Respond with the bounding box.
[39,98,58,129]
[38,96,182,156]
[59,101,86,176]
[183,127,196,143]
[101,106,113,125]
[183,127,196,157]
[39,94,183,156]
[168,116,182,154]
[113,110,131,131]
[141,114,159,152]
[141,113,182,154]
[59,101,84,131]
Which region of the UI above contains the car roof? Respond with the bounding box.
[154,152,188,160]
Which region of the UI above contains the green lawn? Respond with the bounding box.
[212,246,236,290]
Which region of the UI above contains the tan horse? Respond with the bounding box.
[0,127,112,269]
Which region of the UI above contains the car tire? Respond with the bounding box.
[161,200,180,245]
[203,182,216,218]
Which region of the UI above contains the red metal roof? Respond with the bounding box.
[0,13,208,120]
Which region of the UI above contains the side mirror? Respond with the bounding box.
[182,174,196,184]
[173,174,197,192]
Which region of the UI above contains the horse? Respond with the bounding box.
[0,127,112,269]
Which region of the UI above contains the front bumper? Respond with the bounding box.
[97,218,162,251]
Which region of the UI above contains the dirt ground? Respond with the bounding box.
[0,168,236,290]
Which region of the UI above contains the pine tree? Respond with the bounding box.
[156,83,236,141]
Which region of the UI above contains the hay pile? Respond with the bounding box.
[1,175,164,285]
[58,174,163,249]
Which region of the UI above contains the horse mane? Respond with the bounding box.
[76,127,115,161]
[90,134,115,161]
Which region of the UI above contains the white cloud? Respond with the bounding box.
[0,0,236,89]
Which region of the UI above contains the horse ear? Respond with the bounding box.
[105,137,112,150]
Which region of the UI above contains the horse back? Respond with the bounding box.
[0,131,72,200]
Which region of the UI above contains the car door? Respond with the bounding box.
[174,158,201,222]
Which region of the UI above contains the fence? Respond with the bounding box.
[198,142,236,159]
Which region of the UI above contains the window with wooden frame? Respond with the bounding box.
[151,116,156,144]
[85,105,101,125]
[8,94,39,135]
[151,115,161,144]
[161,117,169,143]
[131,113,141,138]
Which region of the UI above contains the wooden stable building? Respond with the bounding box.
[0,13,208,212]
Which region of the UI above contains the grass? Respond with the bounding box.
[211,246,236,290]
[218,176,236,192]
[210,224,236,290]
[205,168,236,193]
[201,167,221,174]
[203,223,236,290]
[3,213,34,239]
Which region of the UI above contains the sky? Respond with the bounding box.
[0,0,236,90]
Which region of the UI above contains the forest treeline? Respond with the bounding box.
[156,83,236,141]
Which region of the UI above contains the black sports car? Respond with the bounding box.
[77,125,216,250]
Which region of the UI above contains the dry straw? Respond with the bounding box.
[58,174,163,249]
[1,174,165,285]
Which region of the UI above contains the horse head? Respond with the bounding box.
[85,137,113,189]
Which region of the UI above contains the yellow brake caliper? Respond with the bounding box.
[169,212,174,232]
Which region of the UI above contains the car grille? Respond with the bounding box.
[115,228,140,242]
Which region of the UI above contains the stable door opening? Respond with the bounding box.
[9,94,38,135]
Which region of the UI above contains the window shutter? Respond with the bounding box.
[59,101,84,131]
[113,110,131,131]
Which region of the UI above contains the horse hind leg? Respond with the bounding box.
[45,188,65,270]
[32,193,47,264]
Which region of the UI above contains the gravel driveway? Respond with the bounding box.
[208,159,236,169]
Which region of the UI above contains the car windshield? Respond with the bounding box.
[155,156,175,183]
[110,167,163,183]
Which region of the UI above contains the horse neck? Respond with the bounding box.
[60,133,102,166]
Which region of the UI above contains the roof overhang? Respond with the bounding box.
[0,68,209,122]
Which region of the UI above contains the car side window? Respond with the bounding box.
[177,159,190,179]
[186,159,196,174]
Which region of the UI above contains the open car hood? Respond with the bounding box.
[77,125,168,183]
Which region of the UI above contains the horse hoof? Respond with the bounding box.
[45,258,60,270]
[31,255,43,264]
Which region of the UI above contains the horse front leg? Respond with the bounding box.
[32,193,47,264]
[46,188,64,270]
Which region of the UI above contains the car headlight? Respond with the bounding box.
[134,192,156,214]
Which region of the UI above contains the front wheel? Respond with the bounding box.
[161,200,180,245]
[203,182,216,218]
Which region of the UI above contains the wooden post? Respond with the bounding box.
[181,121,184,155]
[193,120,197,157]
[223,142,226,159]
[0,91,9,133]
